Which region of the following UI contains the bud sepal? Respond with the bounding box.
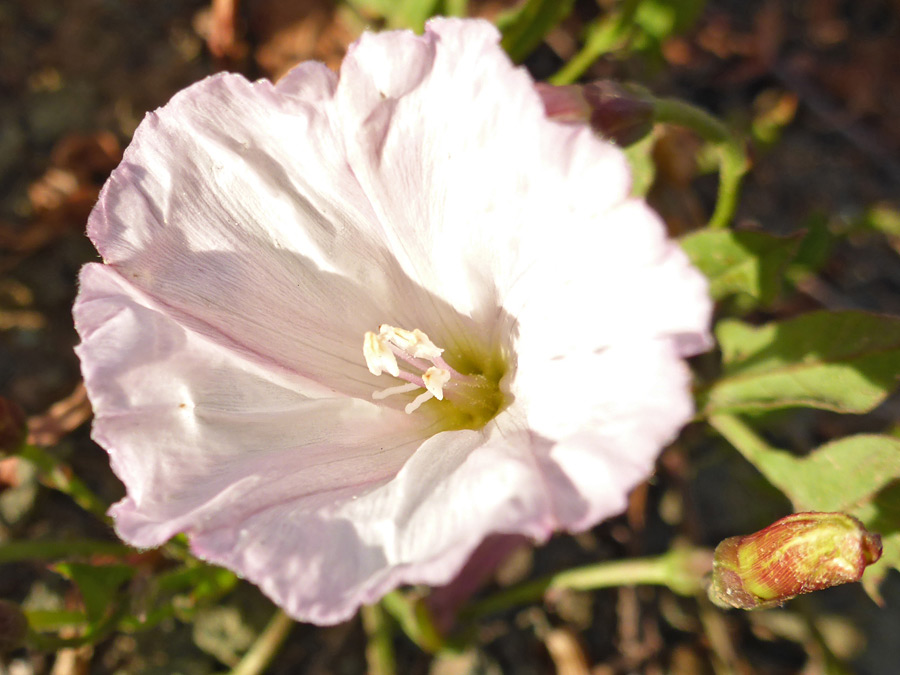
[708,512,882,610]
[536,81,654,147]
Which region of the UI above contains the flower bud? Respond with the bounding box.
[708,512,882,610]
[0,397,27,456]
[536,80,654,147]
[0,599,28,653]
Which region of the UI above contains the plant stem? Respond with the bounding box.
[17,444,110,522]
[380,591,444,653]
[648,97,748,229]
[443,0,468,17]
[227,609,294,675]
[362,603,397,675]
[0,539,131,563]
[462,547,711,620]
[707,413,772,465]
[549,0,641,85]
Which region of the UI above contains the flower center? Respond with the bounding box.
[363,324,506,428]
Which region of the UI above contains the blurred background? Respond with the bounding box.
[1,0,899,673]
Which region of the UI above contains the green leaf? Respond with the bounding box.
[394,0,441,31]
[24,609,88,633]
[705,311,900,415]
[858,204,900,238]
[54,562,135,624]
[784,213,836,286]
[499,0,576,62]
[344,0,440,30]
[710,414,900,603]
[441,0,468,17]
[680,229,800,305]
[710,421,900,513]
[634,0,705,41]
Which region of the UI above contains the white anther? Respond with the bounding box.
[364,331,399,377]
[379,325,443,361]
[365,324,455,415]
[422,367,451,400]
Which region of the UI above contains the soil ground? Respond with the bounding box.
[1,1,899,673]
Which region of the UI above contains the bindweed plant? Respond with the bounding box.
[1,1,899,674]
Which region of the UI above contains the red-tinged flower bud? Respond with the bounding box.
[535,83,592,122]
[0,397,27,456]
[0,599,28,653]
[536,80,654,147]
[708,512,882,610]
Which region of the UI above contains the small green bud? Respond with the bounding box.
[536,81,654,147]
[0,396,27,456]
[0,599,28,653]
[708,512,882,610]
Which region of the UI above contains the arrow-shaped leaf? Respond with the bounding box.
[706,311,900,415]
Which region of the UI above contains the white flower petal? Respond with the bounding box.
[75,263,430,548]
[511,339,696,530]
[334,19,633,322]
[189,423,560,624]
[88,66,456,398]
[503,197,712,361]
[74,17,714,626]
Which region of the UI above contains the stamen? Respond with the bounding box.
[379,325,443,360]
[363,324,504,426]
[372,381,420,400]
[366,324,450,411]
[364,331,399,377]
[405,390,435,414]
[422,367,451,400]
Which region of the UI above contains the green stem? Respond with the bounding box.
[362,603,397,675]
[17,444,110,522]
[380,591,444,653]
[707,413,772,466]
[707,414,801,509]
[549,0,641,85]
[648,97,748,229]
[462,547,711,620]
[24,609,87,634]
[0,539,131,563]
[227,609,294,675]
[443,0,468,17]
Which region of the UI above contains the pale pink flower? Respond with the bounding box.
[73,18,711,625]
